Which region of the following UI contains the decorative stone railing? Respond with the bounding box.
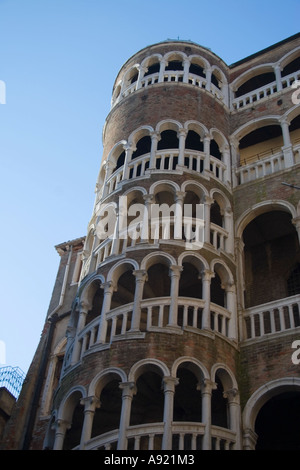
[114,70,226,107]
[232,69,300,110]
[104,149,227,200]
[63,297,233,369]
[80,422,236,450]
[243,294,300,340]
[235,149,285,185]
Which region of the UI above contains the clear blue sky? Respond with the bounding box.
[0,0,299,374]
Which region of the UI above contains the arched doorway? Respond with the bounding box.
[255,391,300,450]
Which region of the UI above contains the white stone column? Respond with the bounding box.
[79,396,100,449]
[71,301,90,365]
[235,237,246,341]
[223,388,242,450]
[201,379,216,450]
[203,196,213,245]
[205,67,212,92]
[102,160,115,198]
[203,136,211,173]
[136,65,147,90]
[230,138,240,187]
[131,270,148,331]
[142,194,154,241]
[183,58,190,83]
[149,132,160,169]
[168,265,183,328]
[117,382,136,450]
[225,282,238,341]
[274,63,283,92]
[222,145,231,185]
[53,419,71,450]
[174,191,185,240]
[158,58,167,82]
[111,209,120,255]
[280,117,294,168]
[97,281,115,343]
[122,143,134,181]
[224,207,234,254]
[162,377,179,450]
[177,129,187,167]
[202,269,214,330]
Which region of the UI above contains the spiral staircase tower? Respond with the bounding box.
[2,34,300,451]
[57,40,240,451]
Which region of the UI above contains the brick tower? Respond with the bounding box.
[2,34,300,451]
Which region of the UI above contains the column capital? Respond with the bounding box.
[200,378,217,394]
[79,300,91,314]
[221,280,236,293]
[119,381,137,398]
[143,193,155,204]
[201,269,215,281]
[101,280,116,293]
[55,418,71,432]
[123,142,135,152]
[162,376,179,392]
[175,191,186,202]
[223,388,239,404]
[177,128,188,138]
[80,395,101,412]
[150,131,161,141]
[235,237,245,252]
[204,195,214,205]
[169,264,183,277]
[133,269,148,282]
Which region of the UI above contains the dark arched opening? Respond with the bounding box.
[255,391,300,450]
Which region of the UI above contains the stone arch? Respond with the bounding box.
[209,128,229,153]
[236,200,297,239]
[243,377,300,449]
[171,356,209,381]
[155,119,183,135]
[231,63,275,93]
[210,259,234,285]
[211,363,238,390]
[232,115,281,144]
[128,358,170,383]
[188,54,210,74]
[181,180,208,201]
[122,63,140,88]
[80,274,106,308]
[210,188,231,212]
[106,140,127,168]
[140,251,176,271]
[284,104,300,126]
[184,120,208,140]
[150,179,180,196]
[164,50,187,65]
[279,45,300,71]
[107,258,139,284]
[57,385,87,422]
[141,53,163,71]
[128,125,154,155]
[88,367,127,399]
[111,79,122,105]
[211,64,228,87]
[88,368,126,440]
[178,251,209,272]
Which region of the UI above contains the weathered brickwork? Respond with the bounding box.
[2,33,300,451]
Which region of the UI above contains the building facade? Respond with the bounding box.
[2,33,300,451]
